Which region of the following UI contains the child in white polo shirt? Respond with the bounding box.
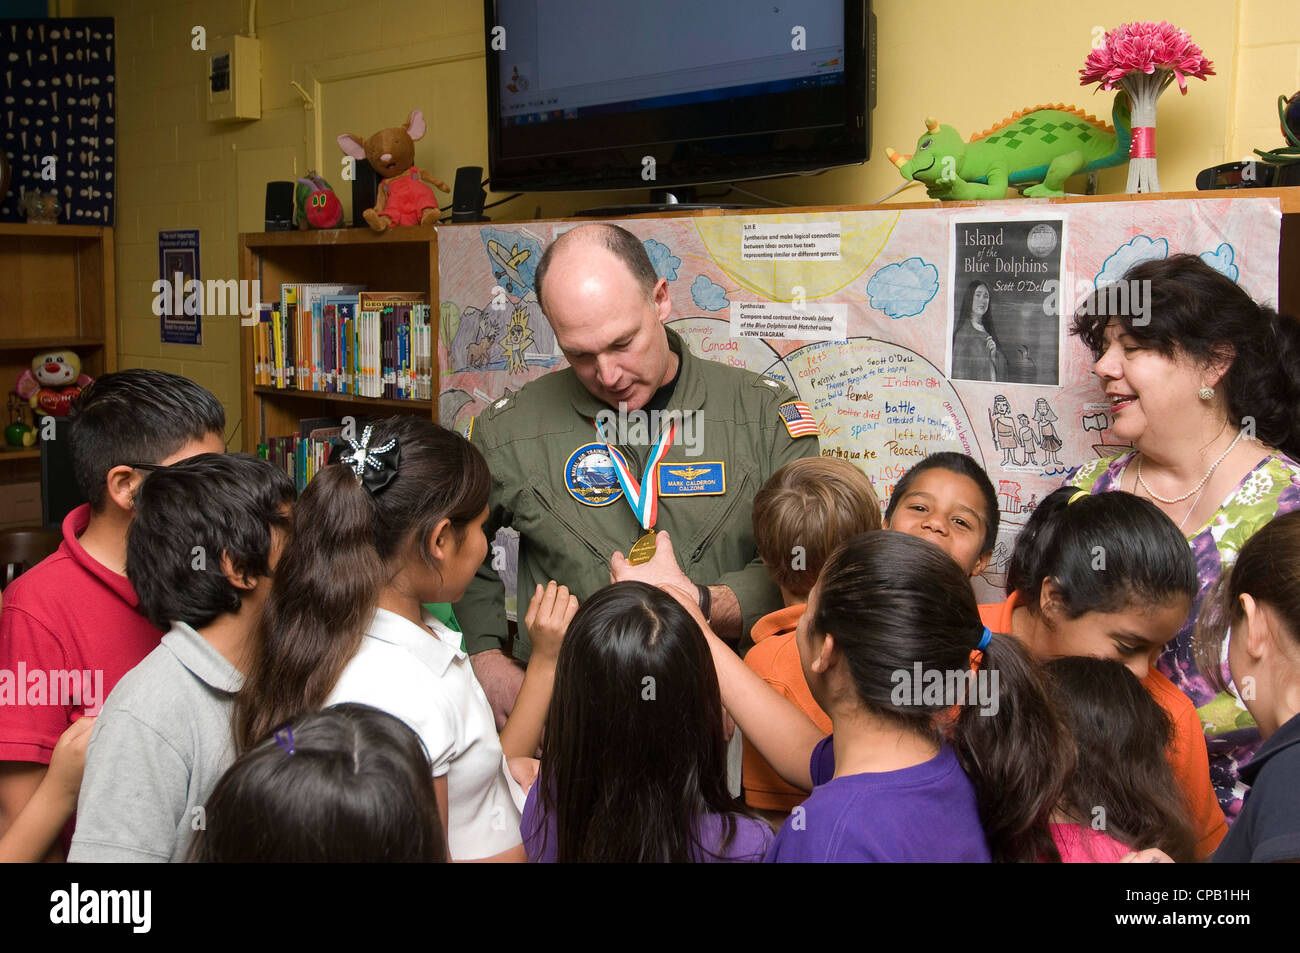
[234,417,574,862]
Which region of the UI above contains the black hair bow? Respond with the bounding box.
[329,425,400,496]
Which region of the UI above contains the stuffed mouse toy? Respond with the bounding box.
[337,110,450,232]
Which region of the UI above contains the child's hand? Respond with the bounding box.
[1120,847,1174,863]
[661,583,712,634]
[524,581,578,662]
[507,756,540,795]
[46,716,96,805]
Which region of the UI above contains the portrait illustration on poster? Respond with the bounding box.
[948,217,1064,386]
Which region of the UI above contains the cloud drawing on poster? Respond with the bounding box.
[1095,235,1169,287]
[1200,243,1239,282]
[690,275,729,311]
[644,239,681,282]
[865,257,939,319]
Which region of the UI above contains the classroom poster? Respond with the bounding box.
[157,228,201,345]
[948,216,1065,387]
[436,198,1282,602]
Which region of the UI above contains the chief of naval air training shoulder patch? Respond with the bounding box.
[778,400,819,439]
[564,443,627,506]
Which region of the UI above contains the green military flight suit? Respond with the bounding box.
[456,326,820,662]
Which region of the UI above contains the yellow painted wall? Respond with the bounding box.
[1231,0,1300,162]
[55,0,1295,435]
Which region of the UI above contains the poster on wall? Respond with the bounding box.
[947,216,1065,387]
[0,19,116,224]
[435,198,1282,603]
[157,228,201,346]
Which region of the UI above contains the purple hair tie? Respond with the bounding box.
[274,727,296,755]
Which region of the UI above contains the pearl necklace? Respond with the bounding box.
[1136,430,1244,505]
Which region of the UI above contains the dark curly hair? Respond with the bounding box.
[1071,253,1300,459]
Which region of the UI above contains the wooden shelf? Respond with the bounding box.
[240,226,439,248]
[0,226,113,513]
[604,186,1300,219]
[0,223,110,238]
[238,229,440,454]
[0,337,108,352]
[252,386,433,412]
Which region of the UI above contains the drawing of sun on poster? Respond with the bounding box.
[947,216,1065,387]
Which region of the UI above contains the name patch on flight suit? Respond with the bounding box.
[564,443,627,506]
[657,461,726,496]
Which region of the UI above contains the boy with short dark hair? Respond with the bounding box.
[69,452,294,862]
[0,369,225,857]
[742,457,882,816]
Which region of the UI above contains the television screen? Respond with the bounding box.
[485,0,873,193]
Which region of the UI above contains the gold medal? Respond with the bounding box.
[627,530,657,565]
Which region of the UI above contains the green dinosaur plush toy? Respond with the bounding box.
[885,92,1132,199]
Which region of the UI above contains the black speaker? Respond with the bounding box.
[351,162,379,227]
[451,166,488,223]
[265,181,295,231]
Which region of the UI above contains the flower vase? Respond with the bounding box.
[1121,69,1176,193]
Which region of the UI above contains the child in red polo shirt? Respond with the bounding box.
[0,369,225,858]
[742,458,881,819]
[981,486,1226,858]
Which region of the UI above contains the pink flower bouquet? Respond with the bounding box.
[1080,22,1214,192]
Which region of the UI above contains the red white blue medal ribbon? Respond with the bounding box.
[596,417,676,530]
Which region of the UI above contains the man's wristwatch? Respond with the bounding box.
[696,584,711,624]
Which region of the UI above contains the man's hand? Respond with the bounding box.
[522,581,578,663]
[470,649,527,732]
[610,530,694,591]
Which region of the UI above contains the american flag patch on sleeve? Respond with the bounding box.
[778,401,819,438]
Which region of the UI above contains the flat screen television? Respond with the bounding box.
[484,0,874,196]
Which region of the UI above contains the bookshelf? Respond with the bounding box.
[0,224,116,524]
[237,226,439,457]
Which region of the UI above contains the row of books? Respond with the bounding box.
[263,417,353,493]
[249,284,434,400]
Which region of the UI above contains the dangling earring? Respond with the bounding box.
[1198,386,1214,401]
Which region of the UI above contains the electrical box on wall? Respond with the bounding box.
[206,35,261,122]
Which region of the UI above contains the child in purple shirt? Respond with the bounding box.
[665,531,1072,864]
[766,736,989,862]
[520,582,772,863]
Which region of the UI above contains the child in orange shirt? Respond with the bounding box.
[742,458,881,817]
[983,486,1227,857]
